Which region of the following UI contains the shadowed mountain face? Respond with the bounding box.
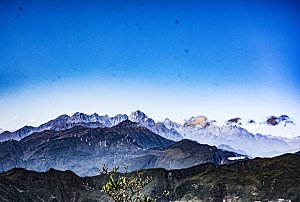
[0,110,182,142]
[1,110,299,157]
[0,120,240,176]
[0,154,299,202]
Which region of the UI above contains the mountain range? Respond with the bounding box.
[0,110,299,201]
[0,110,299,157]
[0,110,182,142]
[0,120,242,176]
[163,118,295,157]
[1,153,299,201]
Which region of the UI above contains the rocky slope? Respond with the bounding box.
[1,110,298,157]
[0,153,299,202]
[0,120,240,176]
[0,110,182,142]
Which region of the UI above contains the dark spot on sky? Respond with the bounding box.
[177,73,182,78]
[56,75,61,80]
[249,120,255,124]
[227,117,241,125]
[184,49,189,53]
[266,115,293,126]
[215,82,219,87]
[112,73,116,78]
[18,6,23,11]
[175,20,179,25]
[278,114,289,121]
[54,3,59,7]
[266,116,279,126]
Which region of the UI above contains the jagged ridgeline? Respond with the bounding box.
[1,110,299,157]
[0,120,242,176]
[0,110,299,201]
[0,154,299,201]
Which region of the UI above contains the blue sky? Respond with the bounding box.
[0,0,300,134]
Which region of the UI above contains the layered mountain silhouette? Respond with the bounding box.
[0,110,182,142]
[0,120,241,176]
[0,111,299,201]
[1,153,299,201]
[1,110,299,156]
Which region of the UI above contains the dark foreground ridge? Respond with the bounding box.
[0,153,299,201]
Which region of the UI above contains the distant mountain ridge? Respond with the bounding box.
[1,110,299,157]
[0,120,240,176]
[0,110,182,142]
[162,120,295,157]
[218,144,248,156]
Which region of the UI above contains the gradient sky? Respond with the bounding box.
[0,0,300,136]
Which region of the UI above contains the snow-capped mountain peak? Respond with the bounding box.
[163,118,182,129]
[129,110,155,126]
[1,111,299,157]
[0,110,182,142]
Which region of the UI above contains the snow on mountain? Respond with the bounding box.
[128,110,183,141]
[224,115,294,127]
[224,115,299,138]
[43,112,128,128]
[0,126,38,141]
[110,114,129,125]
[0,122,244,176]
[128,110,155,126]
[163,118,181,129]
[0,110,181,142]
[1,111,299,157]
[243,119,299,138]
[162,118,299,157]
[0,113,127,142]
